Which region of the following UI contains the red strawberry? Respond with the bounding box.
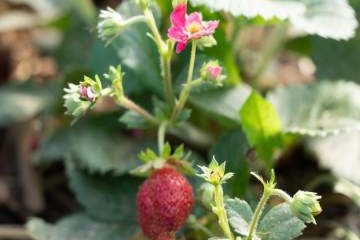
[136,167,194,240]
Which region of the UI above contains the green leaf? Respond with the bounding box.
[190,0,303,20]
[69,0,97,24]
[119,110,151,129]
[38,119,148,175]
[258,203,306,240]
[312,0,360,81]
[27,213,136,240]
[0,82,51,126]
[110,1,163,96]
[189,84,252,126]
[225,198,253,236]
[240,91,282,167]
[306,132,360,184]
[190,0,358,40]
[210,130,250,196]
[290,0,358,40]
[66,161,142,222]
[268,81,360,137]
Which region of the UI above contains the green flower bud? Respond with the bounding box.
[199,183,215,207]
[97,7,125,45]
[97,8,145,45]
[290,190,322,224]
[104,65,125,103]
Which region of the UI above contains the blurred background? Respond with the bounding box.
[0,0,359,239]
[0,0,123,238]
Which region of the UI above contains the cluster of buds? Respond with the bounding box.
[63,65,125,119]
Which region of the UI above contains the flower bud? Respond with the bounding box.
[199,183,215,207]
[200,60,225,86]
[63,74,103,119]
[79,85,96,102]
[104,65,125,103]
[97,8,145,46]
[290,190,322,224]
[97,7,125,45]
[197,157,233,185]
[63,83,92,118]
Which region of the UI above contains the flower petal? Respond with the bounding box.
[176,41,188,53]
[203,20,219,35]
[187,12,202,24]
[170,3,187,27]
[168,26,188,42]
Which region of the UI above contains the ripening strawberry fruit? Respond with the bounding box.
[136,167,194,240]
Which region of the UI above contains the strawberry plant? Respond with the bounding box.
[11,0,358,239]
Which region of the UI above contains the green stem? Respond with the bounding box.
[144,8,175,109]
[171,41,197,121]
[143,8,165,52]
[214,184,234,240]
[272,189,293,204]
[157,122,168,154]
[121,97,158,124]
[246,188,273,240]
[161,44,175,108]
[126,15,147,25]
[187,41,197,84]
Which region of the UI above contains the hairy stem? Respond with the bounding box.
[161,48,175,108]
[246,187,273,240]
[144,8,165,52]
[171,41,197,121]
[214,184,234,240]
[122,97,158,124]
[272,188,293,203]
[144,8,175,109]
[126,15,147,25]
[158,122,168,154]
[187,41,197,84]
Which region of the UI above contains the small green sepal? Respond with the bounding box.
[197,157,234,185]
[131,144,194,177]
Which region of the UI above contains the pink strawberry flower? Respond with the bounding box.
[167,4,219,53]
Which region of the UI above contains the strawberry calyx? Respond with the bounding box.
[130,143,194,177]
